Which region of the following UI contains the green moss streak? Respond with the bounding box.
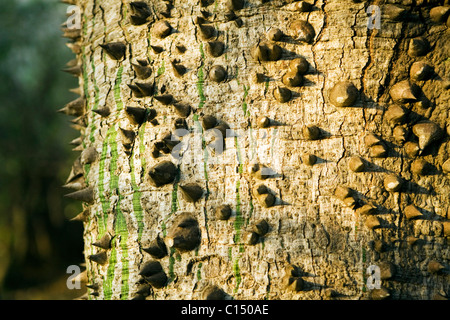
[233,180,243,244]
[199,42,205,59]
[197,262,203,281]
[122,3,128,19]
[242,85,249,116]
[233,257,241,294]
[108,132,119,190]
[114,66,124,111]
[84,164,91,185]
[101,127,119,300]
[89,124,96,143]
[99,203,128,299]
[115,198,129,300]
[197,44,206,109]
[234,136,243,174]
[197,68,206,109]
[168,247,176,282]
[103,63,131,299]
[193,44,209,182]
[157,61,165,76]
[103,237,117,300]
[171,183,178,214]
[97,142,108,215]
[161,221,167,238]
[264,80,269,96]
[82,14,88,36]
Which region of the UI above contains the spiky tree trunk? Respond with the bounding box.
[61,0,450,300]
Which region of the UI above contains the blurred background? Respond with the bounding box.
[0,0,85,299]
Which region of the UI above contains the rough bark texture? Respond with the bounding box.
[62,0,450,300]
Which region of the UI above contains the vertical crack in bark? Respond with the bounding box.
[335,119,346,170]
[311,0,327,119]
[349,6,359,50]
[377,11,408,101]
[358,2,373,128]
[203,206,211,247]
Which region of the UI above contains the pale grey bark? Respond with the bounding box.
[63,0,450,300]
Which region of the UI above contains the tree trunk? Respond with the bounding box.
[61,0,450,300]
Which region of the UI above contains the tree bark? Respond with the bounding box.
[62,0,450,300]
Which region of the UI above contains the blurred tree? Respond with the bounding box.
[0,0,84,298]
